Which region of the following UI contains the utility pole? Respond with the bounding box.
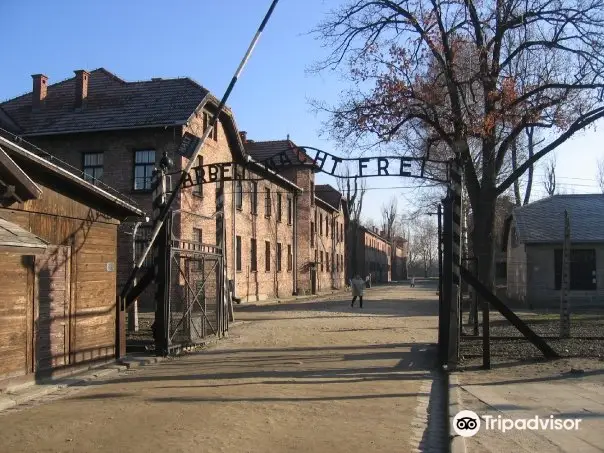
[560,209,571,338]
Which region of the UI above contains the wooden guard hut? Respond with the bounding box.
[0,135,144,387]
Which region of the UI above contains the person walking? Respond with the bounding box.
[350,274,365,308]
[410,276,416,288]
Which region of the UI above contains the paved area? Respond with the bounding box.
[454,358,604,452]
[0,281,446,453]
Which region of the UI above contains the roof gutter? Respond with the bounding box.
[19,122,186,137]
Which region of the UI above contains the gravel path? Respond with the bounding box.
[460,310,604,367]
[0,282,445,453]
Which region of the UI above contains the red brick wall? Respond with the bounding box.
[313,201,346,291]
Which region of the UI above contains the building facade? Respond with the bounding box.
[0,69,349,306]
[505,194,604,308]
[355,225,392,283]
[391,237,408,281]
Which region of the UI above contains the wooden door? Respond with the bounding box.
[34,245,71,372]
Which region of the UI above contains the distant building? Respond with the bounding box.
[504,194,604,308]
[354,225,392,283]
[391,237,408,280]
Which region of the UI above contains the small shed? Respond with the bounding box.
[504,194,604,308]
[0,135,144,386]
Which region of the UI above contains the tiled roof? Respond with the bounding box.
[244,139,316,168]
[0,68,211,135]
[315,184,342,210]
[513,194,604,243]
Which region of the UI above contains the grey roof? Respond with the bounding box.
[315,184,342,211]
[0,68,210,135]
[0,215,48,253]
[244,140,316,168]
[513,194,604,243]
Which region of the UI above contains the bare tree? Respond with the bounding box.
[381,197,398,240]
[313,0,604,290]
[337,163,367,276]
[597,158,604,193]
[408,217,438,278]
[543,157,557,196]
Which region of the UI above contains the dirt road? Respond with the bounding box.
[0,281,445,453]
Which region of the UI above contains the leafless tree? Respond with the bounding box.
[543,157,557,196]
[313,0,604,290]
[408,217,438,278]
[597,158,604,193]
[337,163,367,276]
[381,197,398,240]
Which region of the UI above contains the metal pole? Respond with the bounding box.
[128,222,142,332]
[560,209,571,338]
[442,195,453,369]
[120,0,281,301]
[436,203,444,365]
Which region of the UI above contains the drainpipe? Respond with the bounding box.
[293,191,298,295]
[231,178,236,298]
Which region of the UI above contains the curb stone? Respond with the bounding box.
[449,373,467,453]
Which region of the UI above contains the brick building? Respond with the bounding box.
[355,225,392,283]
[244,139,347,294]
[391,237,408,281]
[0,68,349,306]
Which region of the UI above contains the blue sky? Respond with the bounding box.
[1,0,602,223]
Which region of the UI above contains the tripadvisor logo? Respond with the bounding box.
[454,410,582,437]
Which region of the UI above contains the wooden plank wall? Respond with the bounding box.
[0,253,30,379]
[0,183,120,380]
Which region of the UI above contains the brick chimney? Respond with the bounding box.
[74,70,90,108]
[239,131,247,143]
[31,74,48,110]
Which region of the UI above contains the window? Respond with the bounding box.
[193,156,203,197]
[203,111,218,141]
[287,195,293,225]
[276,243,282,272]
[236,236,242,271]
[311,222,315,247]
[326,252,330,272]
[326,216,329,238]
[310,182,315,205]
[287,244,293,271]
[265,241,271,271]
[82,152,103,185]
[554,249,596,290]
[235,180,243,210]
[192,228,203,269]
[134,150,156,191]
[250,239,257,272]
[251,182,258,214]
[320,213,323,235]
[314,249,318,265]
[134,226,153,268]
[320,251,324,272]
[277,193,282,222]
[193,228,202,245]
[265,188,271,218]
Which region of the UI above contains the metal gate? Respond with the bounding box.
[166,238,226,350]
